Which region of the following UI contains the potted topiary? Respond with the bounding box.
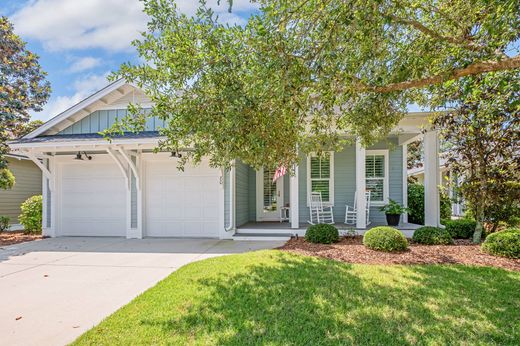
[380,199,408,226]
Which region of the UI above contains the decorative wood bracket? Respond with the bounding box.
[118,148,141,190]
[107,148,130,189]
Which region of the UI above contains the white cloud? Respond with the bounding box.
[68,56,102,73]
[33,72,111,121]
[12,0,147,52]
[12,0,259,52]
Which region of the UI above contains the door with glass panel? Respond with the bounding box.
[256,167,284,221]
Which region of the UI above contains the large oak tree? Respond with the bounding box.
[113,0,519,169]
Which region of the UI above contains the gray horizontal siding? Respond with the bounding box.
[298,138,404,226]
[0,158,42,224]
[59,108,163,134]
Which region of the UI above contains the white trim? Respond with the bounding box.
[355,140,367,228]
[402,144,408,223]
[290,163,299,229]
[118,148,140,190]
[225,161,236,232]
[306,151,335,206]
[365,149,389,206]
[424,131,441,226]
[24,79,128,139]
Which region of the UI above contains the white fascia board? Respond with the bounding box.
[24,79,128,139]
[9,137,163,151]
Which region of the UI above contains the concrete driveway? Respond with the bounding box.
[0,237,284,346]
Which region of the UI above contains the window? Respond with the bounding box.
[365,150,389,204]
[307,152,334,204]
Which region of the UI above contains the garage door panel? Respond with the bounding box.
[145,159,220,238]
[59,159,126,237]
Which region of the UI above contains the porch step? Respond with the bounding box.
[233,232,293,241]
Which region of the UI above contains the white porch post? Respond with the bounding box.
[355,139,367,228]
[424,130,440,226]
[290,163,299,229]
[402,143,408,223]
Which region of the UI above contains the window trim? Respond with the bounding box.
[306,151,334,206]
[365,149,389,206]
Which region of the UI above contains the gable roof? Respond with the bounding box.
[25,79,144,139]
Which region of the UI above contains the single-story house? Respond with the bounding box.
[0,154,42,230]
[9,80,443,239]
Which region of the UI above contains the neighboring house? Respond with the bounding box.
[0,154,42,230]
[408,159,464,216]
[9,80,443,239]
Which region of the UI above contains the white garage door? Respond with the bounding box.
[58,157,126,236]
[145,158,220,237]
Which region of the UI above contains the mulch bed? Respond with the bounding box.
[0,232,43,246]
[279,236,520,272]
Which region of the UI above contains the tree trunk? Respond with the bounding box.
[473,220,483,243]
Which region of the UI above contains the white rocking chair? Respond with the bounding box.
[345,191,371,225]
[308,192,335,224]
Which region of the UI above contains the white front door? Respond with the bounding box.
[256,168,284,221]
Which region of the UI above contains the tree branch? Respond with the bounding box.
[386,13,483,52]
[354,55,520,93]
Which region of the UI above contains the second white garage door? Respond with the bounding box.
[144,157,221,237]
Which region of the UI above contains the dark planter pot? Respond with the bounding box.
[386,213,401,226]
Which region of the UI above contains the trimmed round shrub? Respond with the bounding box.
[412,226,453,245]
[444,219,477,239]
[481,228,520,259]
[19,195,42,233]
[305,224,339,244]
[363,226,408,252]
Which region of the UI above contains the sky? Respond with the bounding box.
[0,0,259,121]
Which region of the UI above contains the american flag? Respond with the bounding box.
[272,165,287,183]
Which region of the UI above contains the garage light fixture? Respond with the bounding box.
[74,151,92,160]
[170,151,182,158]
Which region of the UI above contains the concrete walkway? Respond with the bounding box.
[0,237,284,346]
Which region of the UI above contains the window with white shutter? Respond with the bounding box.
[307,152,334,204]
[365,151,389,204]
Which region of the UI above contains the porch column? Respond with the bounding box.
[355,139,367,228]
[424,130,440,226]
[402,143,408,223]
[290,163,299,229]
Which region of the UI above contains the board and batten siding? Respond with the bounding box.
[58,109,165,134]
[0,157,42,224]
[298,138,403,225]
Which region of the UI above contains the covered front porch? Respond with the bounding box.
[234,221,422,240]
[226,114,442,238]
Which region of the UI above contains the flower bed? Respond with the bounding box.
[280,236,520,271]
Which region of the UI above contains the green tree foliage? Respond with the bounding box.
[113,0,519,170]
[433,72,520,242]
[0,17,50,186]
[407,183,451,225]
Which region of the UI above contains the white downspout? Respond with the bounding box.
[225,160,236,232]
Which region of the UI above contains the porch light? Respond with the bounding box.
[74,151,92,160]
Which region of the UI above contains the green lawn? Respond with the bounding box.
[74,250,520,345]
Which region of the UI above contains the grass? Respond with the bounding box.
[73,250,520,345]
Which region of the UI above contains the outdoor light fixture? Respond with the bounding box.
[170,151,182,158]
[74,151,92,160]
